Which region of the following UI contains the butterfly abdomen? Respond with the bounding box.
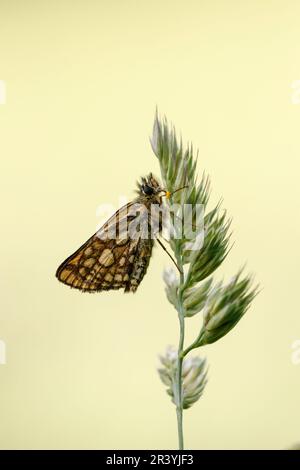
[125,239,154,292]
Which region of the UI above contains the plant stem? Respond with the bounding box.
[183,329,205,357]
[175,251,185,450]
[176,308,185,449]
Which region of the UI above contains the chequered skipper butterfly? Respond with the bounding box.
[56,173,182,293]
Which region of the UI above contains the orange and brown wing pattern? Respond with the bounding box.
[56,200,156,293]
[56,233,140,292]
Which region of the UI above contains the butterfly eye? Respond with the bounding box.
[142,184,154,195]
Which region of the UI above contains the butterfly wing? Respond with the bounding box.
[56,234,140,292]
[56,202,151,293]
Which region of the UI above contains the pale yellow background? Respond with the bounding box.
[0,0,299,450]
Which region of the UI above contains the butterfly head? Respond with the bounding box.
[138,173,162,198]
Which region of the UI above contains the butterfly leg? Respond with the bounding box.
[156,237,182,274]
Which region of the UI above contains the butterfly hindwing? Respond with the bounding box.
[56,233,141,292]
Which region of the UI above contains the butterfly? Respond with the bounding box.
[56,173,182,293]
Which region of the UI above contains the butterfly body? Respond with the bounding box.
[56,174,163,293]
[124,237,154,292]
